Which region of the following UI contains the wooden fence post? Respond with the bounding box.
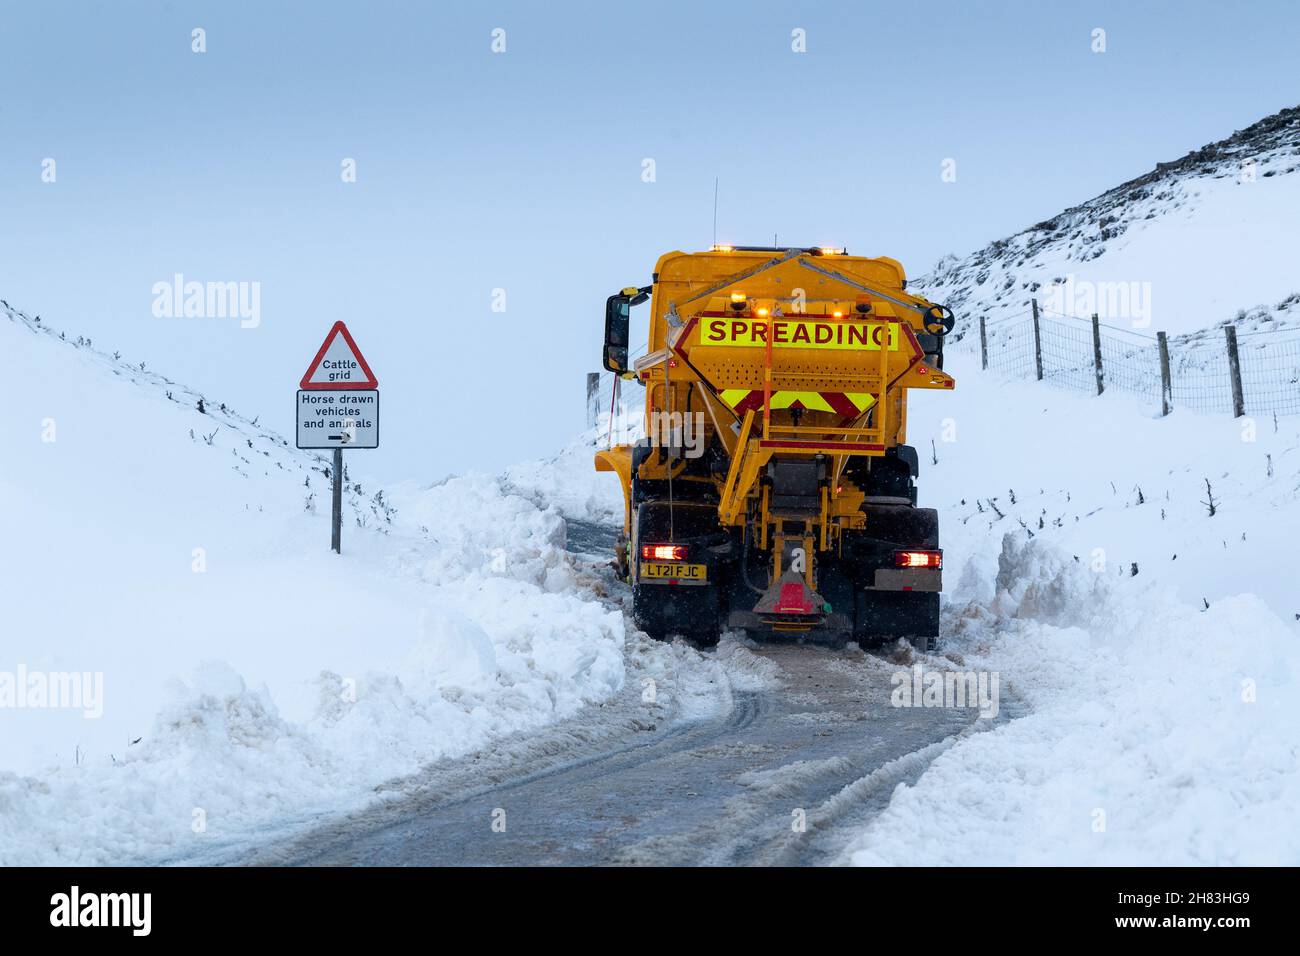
[1157,331,1172,417]
[1091,313,1105,395]
[586,372,601,427]
[1225,326,1245,418]
[979,316,988,370]
[1031,298,1044,381]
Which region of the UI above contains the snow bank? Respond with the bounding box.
[842,536,1300,865]
[503,424,631,527]
[0,462,631,864]
[909,353,1300,631]
[0,304,650,865]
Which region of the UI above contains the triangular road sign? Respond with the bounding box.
[300,321,379,390]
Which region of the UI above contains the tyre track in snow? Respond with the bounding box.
[237,519,1011,866]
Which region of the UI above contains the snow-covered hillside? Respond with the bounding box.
[0,302,766,865]
[920,106,1300,341]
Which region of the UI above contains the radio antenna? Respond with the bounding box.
[712,178,719,247]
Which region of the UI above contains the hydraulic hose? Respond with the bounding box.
[740,522,767,595]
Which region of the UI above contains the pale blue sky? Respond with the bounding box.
[2,1,1297,479]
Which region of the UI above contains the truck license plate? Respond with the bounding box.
[641,562,707,582]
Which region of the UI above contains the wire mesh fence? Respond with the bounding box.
[1235,329,1300,416]
[958,301,1300,419]
[980,315,1037,379]
[1167,339,1234,415]
[1097,324,1164,399]
[1037,315,1098,393]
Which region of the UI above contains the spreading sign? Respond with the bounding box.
[700,317,900,351]
[296,322,380,449]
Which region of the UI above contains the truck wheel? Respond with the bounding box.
[613,531,630,582]
[633,584,720,646]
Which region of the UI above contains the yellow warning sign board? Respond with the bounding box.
[699,317,900,351]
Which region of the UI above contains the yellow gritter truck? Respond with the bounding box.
[595,246,957,649]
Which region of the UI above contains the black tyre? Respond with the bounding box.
[631,498,722,645]
[632,583,720,645]
[849,503,940,648]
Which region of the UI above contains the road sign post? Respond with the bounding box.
[297,321,379,553]
[331,448,343,553]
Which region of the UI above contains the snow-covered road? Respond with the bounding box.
[236,645,995,866]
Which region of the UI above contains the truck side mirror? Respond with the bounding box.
[604,294,631,372]
[604,287,649,373]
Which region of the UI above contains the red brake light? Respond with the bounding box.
[642,543,688,562]
[895,550,942,569]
